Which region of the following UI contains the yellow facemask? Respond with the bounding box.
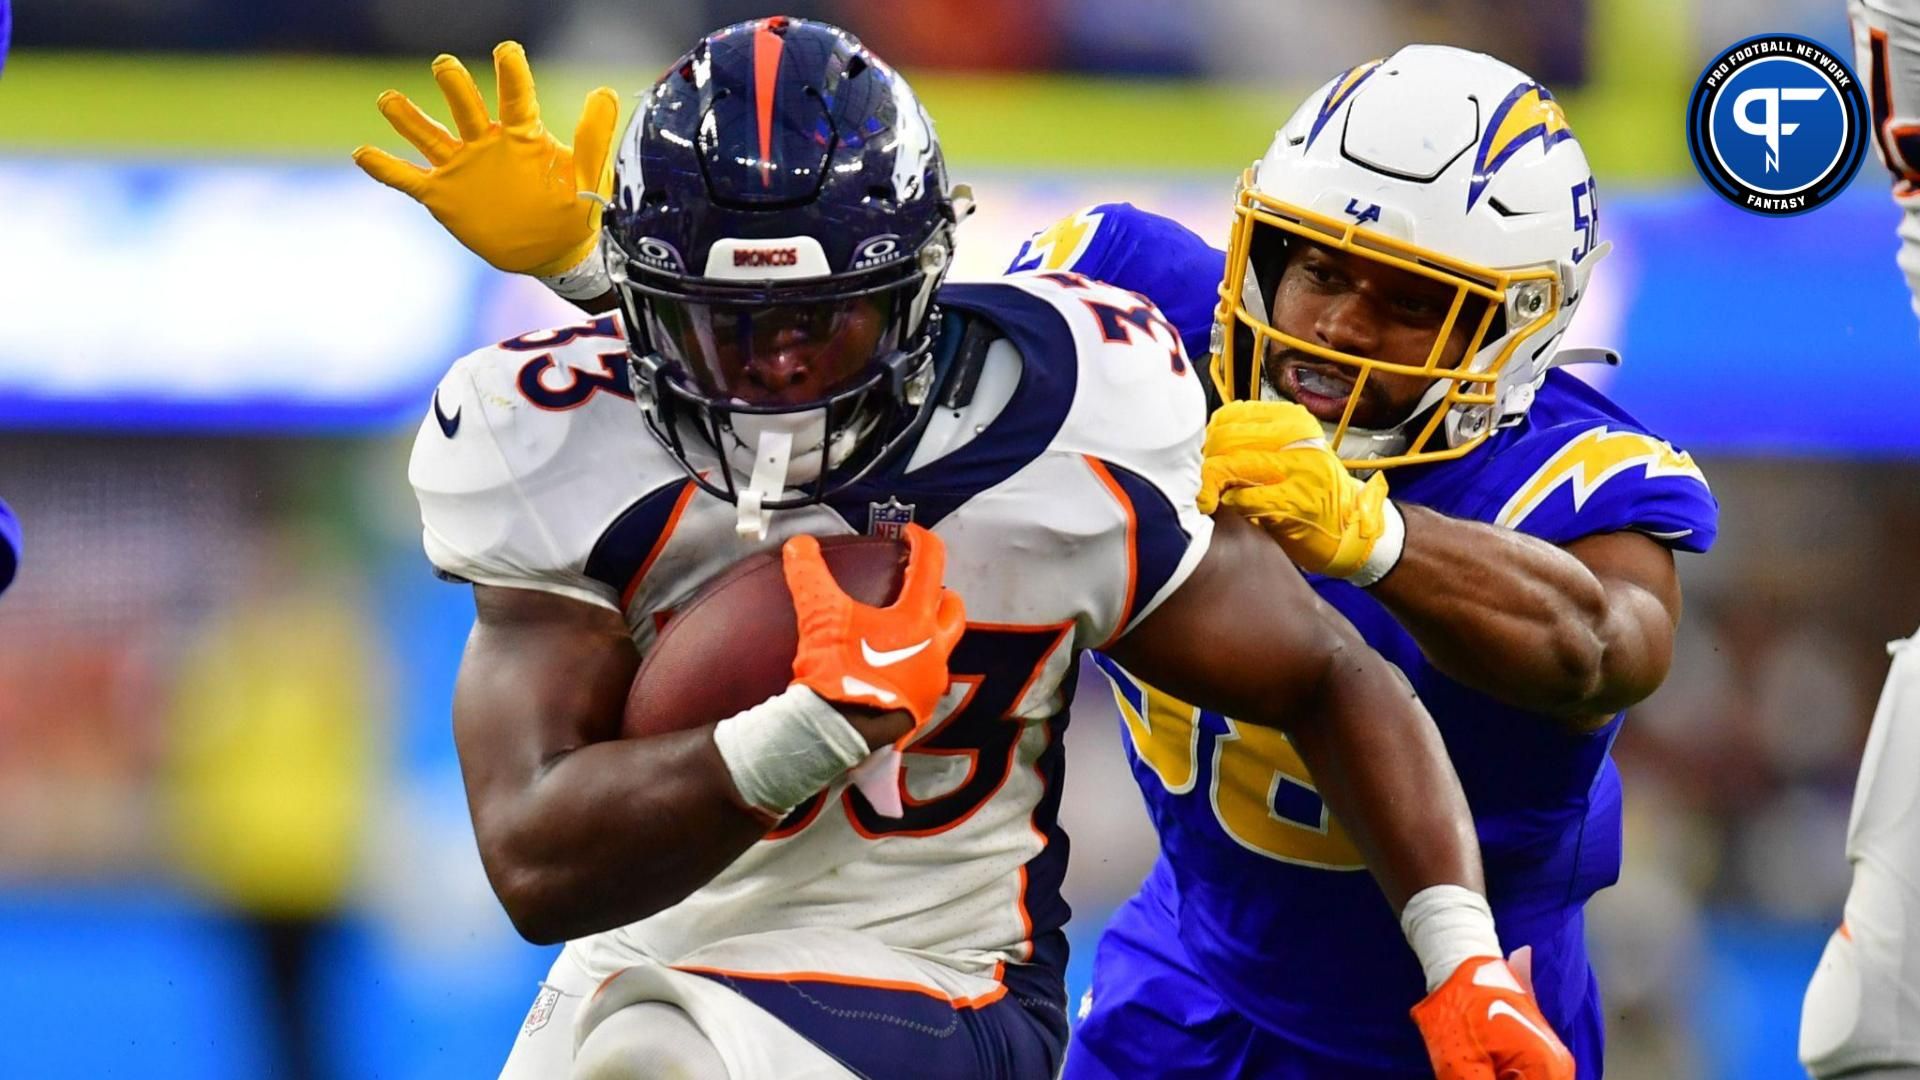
[1209,174,1563,470]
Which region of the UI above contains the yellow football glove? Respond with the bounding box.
[1197,401,1406,585]
[351,41,619,278]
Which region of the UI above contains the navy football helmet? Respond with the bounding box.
[606,17,961,510]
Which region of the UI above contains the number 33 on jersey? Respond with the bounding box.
[408,269,1214,992]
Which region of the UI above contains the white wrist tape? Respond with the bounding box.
[1348,498,1406,589]
[712,684,869,816]
[534,234,614,301]
[1400,883,1503,992]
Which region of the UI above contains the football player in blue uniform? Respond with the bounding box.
[359,26,1579,1080]
[1007,45,1718,1079]
[0,496,18,597]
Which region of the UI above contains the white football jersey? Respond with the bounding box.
[1801,628,1920,1076]
[409,271,1212,994]
[1853,0,1920,331]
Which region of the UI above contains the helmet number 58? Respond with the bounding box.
[1570,178,1599,265]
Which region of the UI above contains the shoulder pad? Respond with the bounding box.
[407,317,688,607]
[1485,422,1719,552]
[1006,203,1120,275]
[1005,203,1225,372]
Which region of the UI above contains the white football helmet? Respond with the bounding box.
[1212,44,1611,468]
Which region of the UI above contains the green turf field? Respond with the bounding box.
[0,27,1695,182]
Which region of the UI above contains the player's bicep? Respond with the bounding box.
[453,585,639,824]
[1105,512,1360,721]
[1563,530,1682,714]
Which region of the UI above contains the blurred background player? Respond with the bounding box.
[1795,4,1920,1077]
[161,524,380,1080]
[387,20,1569,1079]
[1006,45,1718,1078]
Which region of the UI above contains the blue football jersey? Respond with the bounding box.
[1013,204,1720,1069]
[0,496,18,596]
[1006,203,1226,370]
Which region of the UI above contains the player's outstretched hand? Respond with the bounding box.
[784,525,966,817]
[1410,949,1577,1080]
[1197,400,1398,583]
[352,41,618,277]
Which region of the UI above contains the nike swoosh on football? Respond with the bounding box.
[1486,1000,1556,1046]
[434,391,461,438]
[861,638,931,667]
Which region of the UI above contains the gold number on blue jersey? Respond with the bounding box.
[1209,717,1365,870]
[1096,655,1366,871]
[1103,653,1199,793]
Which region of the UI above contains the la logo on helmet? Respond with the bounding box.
[1687,33,1869,216]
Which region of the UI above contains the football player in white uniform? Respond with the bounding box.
[1794,6,1920,1077]
[1801,632,1920,1079]
[362,19,1573,1080]
[1853,0,1920,332]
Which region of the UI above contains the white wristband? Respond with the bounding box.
[1400,883,1503,992]
[534,234,614,301]
[712,684,870,817]
[1347,498,1406,589]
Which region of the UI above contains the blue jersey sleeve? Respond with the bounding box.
[0,496,19,595]
[1478,418,1719,553]
[1005,202,1227,369]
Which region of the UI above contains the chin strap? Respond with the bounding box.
[736,428,793,541]
[1547,346,1621,370]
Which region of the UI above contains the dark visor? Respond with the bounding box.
[644,291,903,408]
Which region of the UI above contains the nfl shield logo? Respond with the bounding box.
[868,496,915,540]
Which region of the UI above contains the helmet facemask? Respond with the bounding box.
[611,235,948,511]
[1212,178,1564,470]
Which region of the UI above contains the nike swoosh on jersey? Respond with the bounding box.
[434,391,462,438]
[861,638,931,668]
[1486,1000,1556,1046]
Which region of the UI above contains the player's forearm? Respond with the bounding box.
[1371,503,1612,716]
[474,727,769,944]
[567,288,619,315]
[1264,636,1484,911]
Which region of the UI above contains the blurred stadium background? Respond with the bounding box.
[2,0,1916,1076]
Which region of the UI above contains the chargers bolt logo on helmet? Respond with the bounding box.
[1686,33,1869,216]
